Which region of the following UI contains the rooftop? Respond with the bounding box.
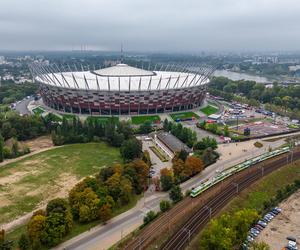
[156,132,191,154]
[92,64,156,77]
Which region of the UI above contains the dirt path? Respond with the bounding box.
[0,135,54,167]
[256,189,300,249]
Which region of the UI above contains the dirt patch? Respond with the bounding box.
[24,135,53,152]
[256,189,300,249]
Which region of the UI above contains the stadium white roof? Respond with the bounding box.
[35,64,210,91]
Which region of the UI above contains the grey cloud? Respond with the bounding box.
[0,0,300,51]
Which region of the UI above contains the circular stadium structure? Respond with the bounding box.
[30,63,214,116]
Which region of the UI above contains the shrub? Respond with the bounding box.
[160,200,171,212]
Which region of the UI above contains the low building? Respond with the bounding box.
[155,132,191,154]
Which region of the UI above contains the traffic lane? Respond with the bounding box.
[66,211,144,250]
[15,97,33,115]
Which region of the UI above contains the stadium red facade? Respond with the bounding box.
[32,63,211,115]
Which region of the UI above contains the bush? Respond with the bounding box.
[160,200,171,212]
[143,210,158,226]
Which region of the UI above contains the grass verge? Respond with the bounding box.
[86,116,119,124]
[149,146,169,162]
[200,105,218,116]
[170,112,199,121]
[32,106,45,115]
[131,115,161,125]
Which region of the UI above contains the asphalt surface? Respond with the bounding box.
[15,97,33,115]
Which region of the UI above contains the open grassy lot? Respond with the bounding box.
[187,160,300,250]
[32,106,45,115]
[0,143,121,225]
[131,115,161,125]
[170,111,199,121]
[86,116,119,124]
[200,105,219,116]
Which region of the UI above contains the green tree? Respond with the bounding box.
[18,233,30,250]
[68,185,100,223]
[27,214,46,246]
[143,211,157,225]
[139,120,153,134]
[160,168,174,191]
[199,216,235,250]
[0,229,13,250]
[160,200,171,212]
[169,185,183,203]
[41,212,68,247]
[120,138,142,161]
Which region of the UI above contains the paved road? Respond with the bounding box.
[15,97,33,115]
[55,138,286,250]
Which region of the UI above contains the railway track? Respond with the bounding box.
[123,150,299,250]
[161,150,300,250]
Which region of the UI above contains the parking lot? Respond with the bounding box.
[237,121,291,137]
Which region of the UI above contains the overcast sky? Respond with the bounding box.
[0,0,300,52]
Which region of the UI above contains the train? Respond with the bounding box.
[190,146,290,198]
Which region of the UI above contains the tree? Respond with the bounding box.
[68,185,100,222]
[172,158,187,181]
[0,134,4,162]
[99,204,112,223]
[185,156,204,175]
[41,211,69,247]
[232,209,259,245]
[160,200,171,212]
[160,168,174,191]
[169,185,183,203]
[46,198,73,234]
[194,137,217,151]
[199,216,235,250]
[27,214,46,245]
[163,119,169,132]
[223,125,229,137]
[123,159,149,194]
[18,234,30,250]
[120,138,142,161]
[0,229,13,250]
[139,120,153,134]
[143,211,157,225]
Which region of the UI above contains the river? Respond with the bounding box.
[213,70,270,83]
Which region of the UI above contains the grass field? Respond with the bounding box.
[187,160,300,250]
[200,105,219,116]
[86,116,119,124]
[131,115,161,125]
[0,143,121,225]
[170,111,199,121]
[32,106,45,115]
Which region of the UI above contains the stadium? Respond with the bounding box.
[30,63,213,116]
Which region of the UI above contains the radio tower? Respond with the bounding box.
[120,43,124,63]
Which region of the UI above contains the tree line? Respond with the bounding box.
[209,76,300,119]
[0,82,38,105]
[163,119,197,147]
